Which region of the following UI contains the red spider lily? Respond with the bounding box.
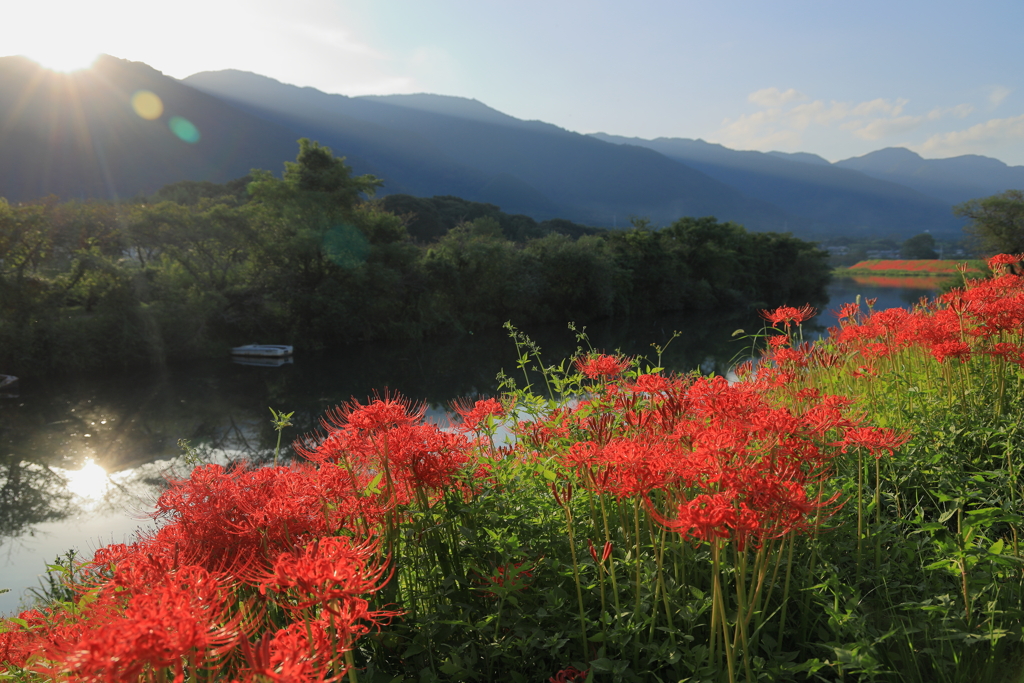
[840,427,910,459]
[836,301,862,322]
[930,340,972,363]
[239,620,346,683]
[985,342,1024,365]
[551,481,573,506]
[587,539,613,564]
[452,396,505,432]
[42,562,243,683]
[548,667,589,683]
[475,561,536,598]
[324,391,426,435]
[150,463,387,583]
[628,372,670,394]
[261,537,398,646]
[760,304,816,328]
[651,493,739,544]
[581,436,676,500]
[297,393,473,506]
[265,619,340,682]
[550,666,589,683]
[851,365,878,379]
[851,275,950,289]
[575,353,630,379]
[987,253,1023,274]
[0,609,48,668]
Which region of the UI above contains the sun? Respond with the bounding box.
[22,48,101,73]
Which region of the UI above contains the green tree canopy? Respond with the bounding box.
[900,232,938,259]
[954,190,1024,254]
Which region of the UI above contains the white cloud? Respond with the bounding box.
[850,98,907,117]
[927,104,974,120]
[851,115,925,141]
[711,87,997,154]
[989,85,1012,108]
[748,87,807,108]
[917,114,1024,157]
[712,90,916,150]
[715,109,802,150]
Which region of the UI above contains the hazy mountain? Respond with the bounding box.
[3,55,1012,240]
[182,69,798,229]
[766,151,830,166]
[0,55,301,201]
[834,147,1024,205]
[590,133,964,237]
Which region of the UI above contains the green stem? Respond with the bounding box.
[564,502,590,661]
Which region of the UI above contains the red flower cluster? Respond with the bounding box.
[0,395,459,680]
[575,353,631,379]
[261,537,397,645]
[987,253,1023,274]
[520,368,871,550]
[550,665,590,682]
[847,259,981,274]
[825,256,1024,369]
[452,396,505,432]
[760,304,817,329]
[296,393,473,505]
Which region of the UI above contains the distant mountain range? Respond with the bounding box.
[2,55,1023,239]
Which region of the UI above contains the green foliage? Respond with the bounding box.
[954,189,1024,254]
[0,142,831,377]
[901,232,939,259]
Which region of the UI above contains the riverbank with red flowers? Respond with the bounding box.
[3,255,1024,682]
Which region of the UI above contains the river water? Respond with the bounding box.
[0,277,944,615]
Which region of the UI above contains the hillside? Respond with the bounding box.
[2,55,1018,239]
[0,55,301,200]
[590,133,964,237]
[182,69,796,229]
[834,147,1024,205]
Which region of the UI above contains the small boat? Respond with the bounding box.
[232,356,294,368]
[230,344,294,358]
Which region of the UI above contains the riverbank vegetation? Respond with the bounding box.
[834,260,987,281]
[0,140,830,378]
[2,254,1024,681]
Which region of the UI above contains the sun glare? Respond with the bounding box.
[64,459,111,500]
[23,49,100,74]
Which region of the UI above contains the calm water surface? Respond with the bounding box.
[0,278,940,614]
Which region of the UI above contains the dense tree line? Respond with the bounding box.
[0,140,830,376]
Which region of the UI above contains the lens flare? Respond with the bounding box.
[169,116,200,143]
[131,91,163,120]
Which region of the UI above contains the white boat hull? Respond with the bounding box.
[230,344,294,358]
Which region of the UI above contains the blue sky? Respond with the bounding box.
[8,0,1024,165]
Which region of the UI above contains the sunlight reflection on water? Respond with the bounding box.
[59,459,110,502]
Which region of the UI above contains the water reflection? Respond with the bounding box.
[817,277,942,330]
[0,458,74,539]
[59,460,110,504]
[0,298,838,614]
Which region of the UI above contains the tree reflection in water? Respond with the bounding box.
[0,457,74,539]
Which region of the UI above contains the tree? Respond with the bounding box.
[900,232,938,259]
[953,190,1024,254]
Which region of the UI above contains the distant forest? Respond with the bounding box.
[0,140,831,376]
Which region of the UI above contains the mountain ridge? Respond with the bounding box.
[3,55,1018,239]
